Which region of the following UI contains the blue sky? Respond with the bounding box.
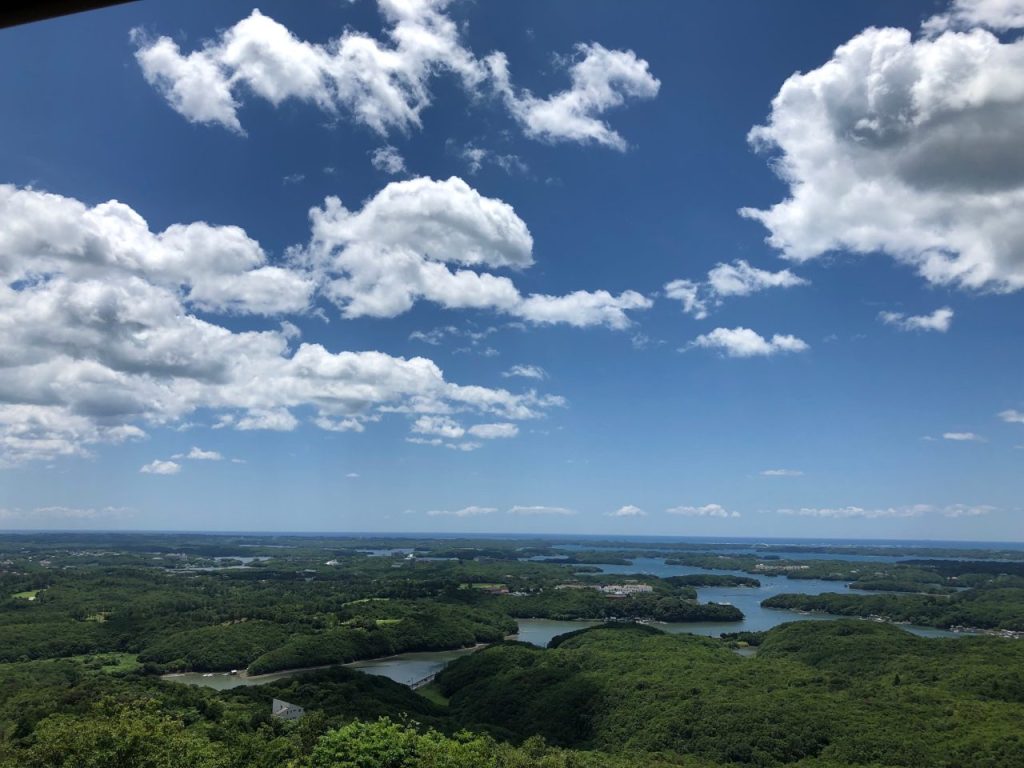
[1,0,1023,540]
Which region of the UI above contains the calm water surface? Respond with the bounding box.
[591,558,966,638]
[162,556,973,690]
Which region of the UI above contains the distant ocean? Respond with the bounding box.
[162,531,1024,550]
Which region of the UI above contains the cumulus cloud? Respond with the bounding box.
[924,0,1024,33]
[606,504,646,517]
[299,176,651,328]
[666,504,739,518]
[999,408,1024,423]
[665,260,807,318]
[879,307,954,332]
[707,260,808,297]
[0,183,566,464]
[488,43,660,150]
[140,459,181,475]
[503,364,547,380]
[134,3,656,148]
[0,184,314,317]
[371,145,407,175]
[515,290,652,329]
[760,468,803,477]
[507,505,576,515]
[742,21,1024,293]
[943,431,986,441]
[426,505,497,517]
[777,504,994,519]
[689,327,809,358]
[133,4,485,136]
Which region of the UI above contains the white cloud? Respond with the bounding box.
[742,22,1024,293]
[173,447,223,461]
[140,459,181,475]
[666,504,739,518]
[409,325,498,348]
[663,279,708,320]
[488,43,660,150]
[777,504,994,519]
[370,145,407,175]
[236,409,300,431]
[467,422,518,439]
[515,290,652,330]
[426,505,497,517]
[665,260,807,318]
[134,4,656,148]
[760,469,803,477]
[924,0,1024,33]
[345,472,360,478]
[0,505,133,526]
[459,143,527,175]
[689,327,809,358]
[943,431,986,441]
[412,415,465,439]
[943,503,997,517]
[0,183,565,464]
[133,4,485,136]
[406,436,443,446]
[879,307,954,332]
[0,184,314,317]
[606,504,646,517]
[507,505,576,515]
[503,364,547,380]
[999,408,1024,423]
[299,176,650,328]
[445,441,482,452]
[706,260,807,297]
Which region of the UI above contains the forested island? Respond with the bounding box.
[762,589,1024,633]
[2,531,1023,767]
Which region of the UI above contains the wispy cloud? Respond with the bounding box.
[776,504,994,519]
[665,260,808,319]
[370,145,407,175]
[140,460,181,475]
[508,505,576,516]
[426,506,497,517]
[760,468,804,477]
[172,447,222,461]
[606,504,646,517]
[999,409,1024,424]
[943,432,986,442]
[666,504,739,518]
[879,307,953,333]
[503,364,547,380]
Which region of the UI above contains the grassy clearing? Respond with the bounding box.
[415,682,449,706]
[12,589,42,600]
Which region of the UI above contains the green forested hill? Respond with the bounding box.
[436,621,1024,767]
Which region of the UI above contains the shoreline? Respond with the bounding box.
[160,640,498,685]
[769,607,1021,638]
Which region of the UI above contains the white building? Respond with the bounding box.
[271,698,305,721]
[600,584,653,595]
